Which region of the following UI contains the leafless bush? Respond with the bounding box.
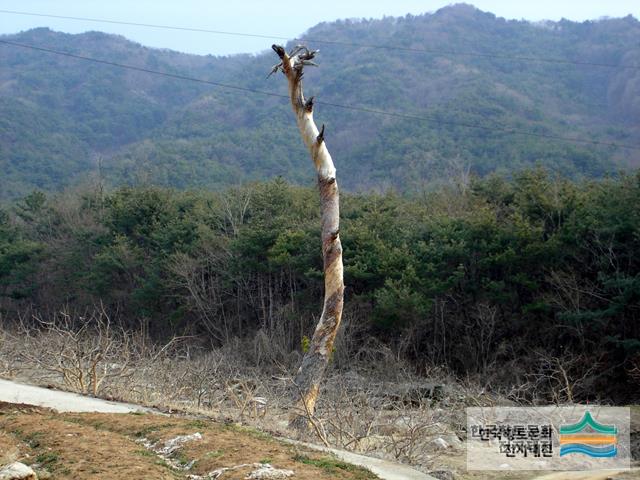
[0,307,497,471]
[0,324,20,378]
[628,354,640,386]
[16,306,136,395]
[4,311,287,420]
[286,370,462,468]
[526,351,601,404]
[344,337,411,382]
[99,334,195,405]
[318,374,383,449]
[102,337,279,423]
[250,327,300,371]
[169,249,235,345]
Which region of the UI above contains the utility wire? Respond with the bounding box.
[1,9,638,71]
[0,39,289,100]
[1,39,639,152]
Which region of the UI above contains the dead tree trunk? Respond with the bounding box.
[270,44,345,429]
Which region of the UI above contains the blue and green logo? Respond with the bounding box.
[559,411,617,458]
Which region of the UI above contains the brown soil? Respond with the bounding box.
[0,431,20,464]
[0,402,377,479]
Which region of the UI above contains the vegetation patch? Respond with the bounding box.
[293,454,378,479]
[0,403,381,479]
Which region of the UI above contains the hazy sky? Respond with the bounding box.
[0,1,638,56]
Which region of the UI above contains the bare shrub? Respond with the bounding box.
[99,334,192,405]
[628,354,640,386]
[0,323,20,378]
[169,249,235,345]
[526,351,601,404]
[1,307,486,471]
[287,369,461,469]
[16,305,136,394]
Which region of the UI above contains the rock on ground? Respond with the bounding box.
[431,437,451,450]
[0,462,37,480]
[245,464,295,479]
[428,470,455,480]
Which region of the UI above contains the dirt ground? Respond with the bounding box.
[0,401,378,479]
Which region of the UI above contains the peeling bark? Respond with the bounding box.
[270,44,345,429]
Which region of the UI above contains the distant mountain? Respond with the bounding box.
[1,4,639,198]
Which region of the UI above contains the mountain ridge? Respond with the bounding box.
[1,4,639,198]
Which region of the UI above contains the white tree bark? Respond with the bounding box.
[270,44,345,429]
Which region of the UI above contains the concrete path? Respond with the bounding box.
[0,378,152,413]
[286,440,436,480]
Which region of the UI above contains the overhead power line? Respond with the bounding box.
[0,39,289,99]
[1,9,638,71]
[1,39,639,152]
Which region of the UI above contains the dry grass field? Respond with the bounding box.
[0,401,378,479]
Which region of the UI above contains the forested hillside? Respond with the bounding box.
[1,171,639,401]
[1,4,639,198]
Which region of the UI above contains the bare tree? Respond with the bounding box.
[270,44,345,429]
[17,306,134,395]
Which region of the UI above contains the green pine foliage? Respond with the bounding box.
[1,170,638,401]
